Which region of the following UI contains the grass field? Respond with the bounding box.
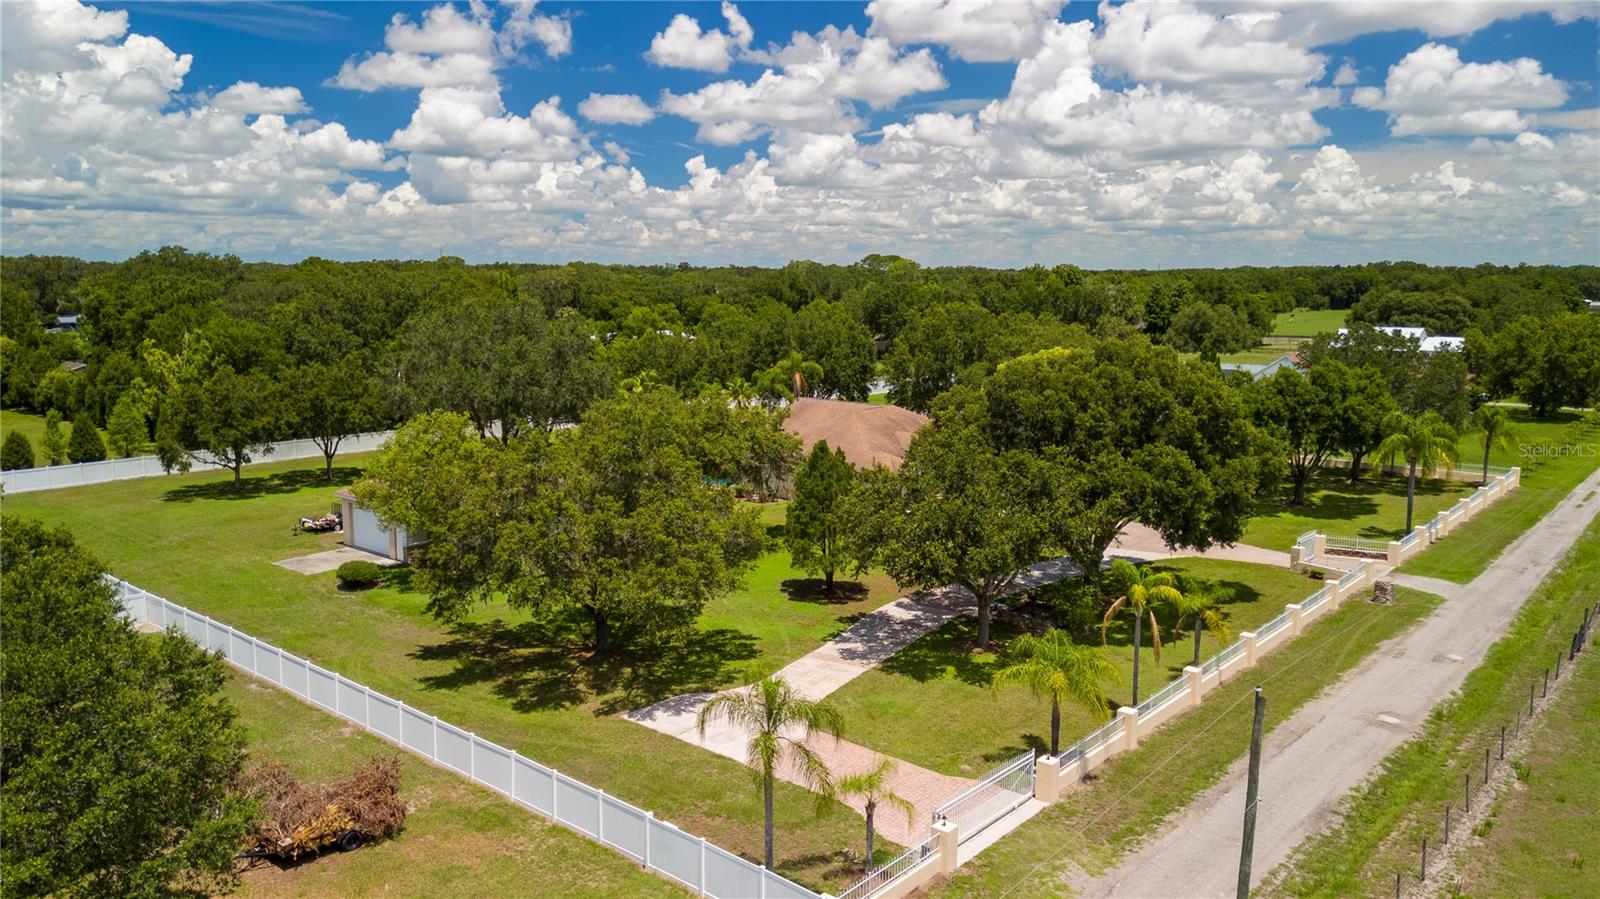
[1217,347,1294,365]
[3,458,900,891]
[1400,410,1600,583]
[1261,519,1600,898]
[1271,309,1348,336]
[1242,468,1473,550]
[0,407,120,466]
[828,559,1326,778]
[226,671,683,898]
[926,585,1442,898]
[1455,632,1600,898]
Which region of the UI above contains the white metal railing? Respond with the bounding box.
[1323,535,1389,555]
[1398,529,1421,548]
[1059,718,1124,764]
[1210,639,1246,671]
[1296,529,1319,561]
[1257,610,1291,639]
[109,577,818,899]
[835,834,939,899]
[1302,586,1332,614]
[1339,563,1368,589]
[1135,677,1188,718]
[932,750,1034,845]
[1,431,396,494]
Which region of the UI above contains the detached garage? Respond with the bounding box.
[335,489,419,563]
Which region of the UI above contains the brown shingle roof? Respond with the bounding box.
[782,398,928,470]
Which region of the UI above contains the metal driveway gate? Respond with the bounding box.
[932,749,1034,844]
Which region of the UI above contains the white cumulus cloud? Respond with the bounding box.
[579,92,655,125]
[1353,42,1568,135]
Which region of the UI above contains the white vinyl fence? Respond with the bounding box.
[2,431,395,494]
[109,577,819,899]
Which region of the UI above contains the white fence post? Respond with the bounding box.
[644,812,653,870]
[699,836,709,897]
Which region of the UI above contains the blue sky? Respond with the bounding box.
[3,1,1597,267]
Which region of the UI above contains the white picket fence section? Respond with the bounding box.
[2,431,396,494]
[108,577,819,899]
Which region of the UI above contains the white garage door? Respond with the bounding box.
[350,505,390,556]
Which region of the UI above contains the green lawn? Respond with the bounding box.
[928,586,1442,898]
[1243,469,1473,551]
[1262,518,1600,898]
[1271,308,1348,337]
[1218,347,1294,365]
[828,559,1322,778]
[3,458,900,892]
[1456,635,1600,898]
[1400,410,1600,583]
[0,406,120,466]
[226,671,683,898]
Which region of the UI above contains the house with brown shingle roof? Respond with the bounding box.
[781,397,928,471]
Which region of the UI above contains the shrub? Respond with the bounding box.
[336,560,382,589]
[1,431,35,470]
[66,415,106,463]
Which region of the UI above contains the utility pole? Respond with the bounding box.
[1237,686,1266,899]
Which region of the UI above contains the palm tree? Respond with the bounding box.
[992,628,1121,754]
[1171,583,1234,668]
[836,759,916,869]
[1100,559,1181,705]
[697,677,844,869]
[1374,411,1460,531]
[1468,405,1517,484]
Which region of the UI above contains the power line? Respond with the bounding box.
[994,604,1396,898]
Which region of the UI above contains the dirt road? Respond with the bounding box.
[1079,465,1600,898]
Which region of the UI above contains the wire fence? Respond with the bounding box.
[1,431,396,494]
[1390,600,1597,897]
[108,576,820,899]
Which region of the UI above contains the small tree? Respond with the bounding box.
[106,392,148,458]
[1375,411,1459,531]
[1171,583,1234,667]
[289,361,380,480]
[158,366,286,489]
[1100,559,1180,706]
[697,677,843,870]
[991,629,1120,755]
[1,430,34,470]
[785,440,866,595]
[66,411,106,463]
[836,760,915,868]
[41,410,66,464]
[1468,405,1517,485]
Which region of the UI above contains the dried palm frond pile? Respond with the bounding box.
[236,754,406,860]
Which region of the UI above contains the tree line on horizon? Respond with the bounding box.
[1,248,1596,478]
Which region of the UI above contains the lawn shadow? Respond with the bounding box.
[162,466,362,503]
[410,618,760,715]
[984,733,1047,762]
[875,617,995,687]
[780,578,869,605]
